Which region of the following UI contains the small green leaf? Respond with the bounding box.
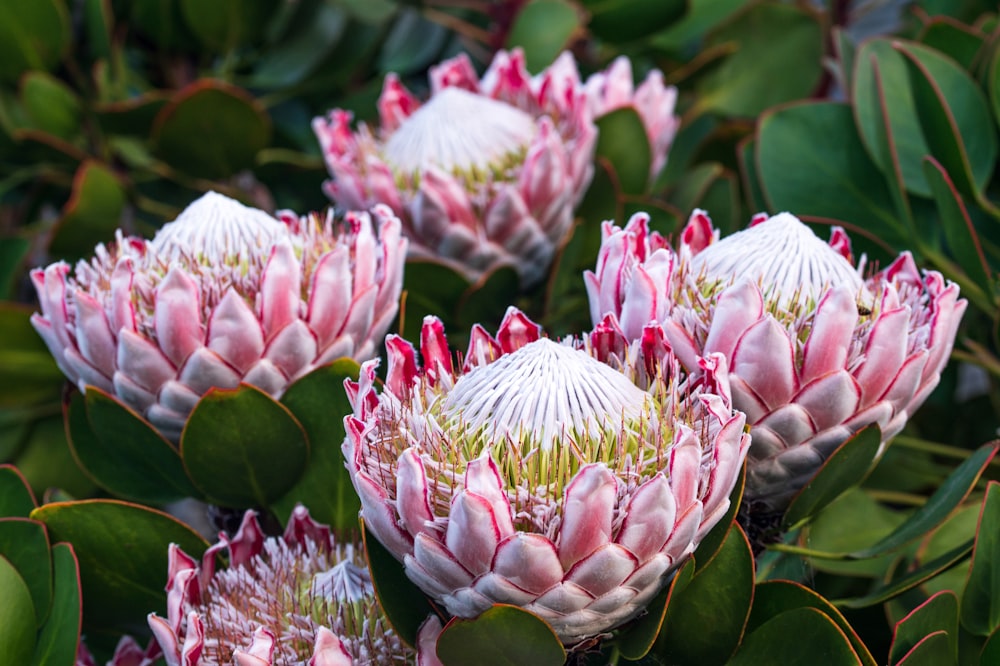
[617,558,695,661]
[749,580,876,666]
[82,0,112,60]
[65,388,201,504]
[274,359,361,533]
[506,0,580,73]
[251,3,347,87]
[961,481,1000,636]
[728,607,861,665]
[48,160,126,262]
[179,0,281,52]
[582,0,685,43]
[152,80,271,180]
[362,521,438,649]
[0,464,37,517]
[595,108,652,196]
[0,555,36,666]
[128,0,198,50]
[783,424,882,530]
[31,499,209,635]
[894,631,952,666]
[919,19,983,71]
[652,525,754,665]
[0,518,52,628]
[0,0,70,84]
[890,591,959,666]
[436,605,566,666]
[181,384,309,509]
[31,543,82,666]
[850,442,997,559]
[376,8,449,76]
[20,72,81,143]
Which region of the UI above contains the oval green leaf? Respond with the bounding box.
[152,80,271,180]
[30,499,209,635]
[0,554,36,666]
[0,464,37,517]
[616,557,695,661]
[180,0,281,52]
[0,0,70,84]
[506,0,580,74]
[48,160,126,262]
[181,384,308,508]
[31,543,82,666]
[728,607,861,666]
[595,107,652,196]
[961,481,1000,636]
[889,591,958,665]
[582,0,685,43]
[894,631,952,666]
[20,72,81,143]
[436,605,566,666]
[0,518,52,628]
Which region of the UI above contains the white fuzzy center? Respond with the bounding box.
[383,87,536,174]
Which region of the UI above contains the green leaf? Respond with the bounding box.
[31,499,209,635]
[13,416,99,502]
[850,442,997,559]
[457,267,521,333]
[617,558,695,661]
[181,384,309,508]
[894,631,952,665]
[652,525,754,665]
[31,543,82,666]
[0,0,70,84]
[506,0,580,74]
[20,72,81,143]
[981,626,1000,665]
[749,581,876,666]
[737,136,767,212]
[0,237,29,298]
[595,108,652,196]
[0,464,37,517]
[65,389,201,504]
[650,0,749,51]
[582,0,685,43]
[251,3,347,87]
[179,0,281,52]
[362,521,438,649]
[919,19,984,71]
[961,481,1000,636]
[82,0,112,60]
[152,80,271,180]
[695,3,823,117]
[756,102,899,241]
[890,591,959,665]
[401,261,471,337]
[48,160,126,262]
[692,461,744,570]
[274,359,361,532]
[128,0,198,50]
[782,424,882,530]
[0,518,52,628]
[436,605,566,666]
[376,8,449,76]
[990,45,1000,132]
[728,607,861,665]
[0,555,36,666]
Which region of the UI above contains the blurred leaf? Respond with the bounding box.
[982,627,1000,665]
[749,581,876,666]
[617,558,694,661]
[991,45,1000,133]
[338,0,397,23]
[181,384,308,508]
[14,416,99,501]
[31,542,81,666]
[0,0,70,85]
[582,0,685,43]
[919,20,983,71]
[179,0,281,52]
[95,94,170,136]
[890,591,959,665]
[961,481,1000,636]
[0,304,64,406]
[783,424,882,530]
[850,442,997,559]
[129,0,198,50]
[274,359,361,533]
[20,72,81,143]
[0,238,29,298]
[251,3,347,87]
[595,108,652,196]
[401,261,470,337]
[729,607,860,665]
[48,160,126,262]
[0,465,37,517]
[894,631,952,665]
[458,267,521,332]
[377,8,449,76]
[506,0,580,74]
[651,0,749,51]
[0,554,36,666]
[436,605,566,666]
[653,525,753,665]
[737,136,766,212]
[152,80,271,180]
[756,102,899,241]
[0,518,52,627]
[31,499,209,635]
[695,3,823,117]
[362,520,438,649]
[83,0,112,60]
[919,503,978,600]
[65,389,200,504]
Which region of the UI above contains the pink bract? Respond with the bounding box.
[342,308,750,645]
[31,192,407,442]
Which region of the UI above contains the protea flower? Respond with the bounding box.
[148,506,443,665]
[313,49,596,287]
[343,308,750,646]
[31,192,406,441]
[586,210,966,518]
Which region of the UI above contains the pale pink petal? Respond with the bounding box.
[492,533,563,595]
[730,316,797,410]
[616,473,675,561]
[309,627,354,666]
[396,448,435,539]
[801,287,858,384]
[206,289,265,375]
[558,464,617,569]
[154,268,204,368]
[854,308,909,407]
[446,491,502,575]
[259,241,301,340]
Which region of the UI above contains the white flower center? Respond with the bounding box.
[383,86,537,174]
[443,338,650,451]
[311,557,373,605]
[690,212,867,307]
[150,191,288,263]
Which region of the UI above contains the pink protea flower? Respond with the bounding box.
[148,506,443,665]
[586,210,967,517]
[343,308,750,646]
[313,49,596,287]
[31,192,406,441]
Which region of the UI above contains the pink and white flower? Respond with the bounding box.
[586,210,967,515]
[148,506,443,665]
[31,192,406,442]
[343,308,749,645]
